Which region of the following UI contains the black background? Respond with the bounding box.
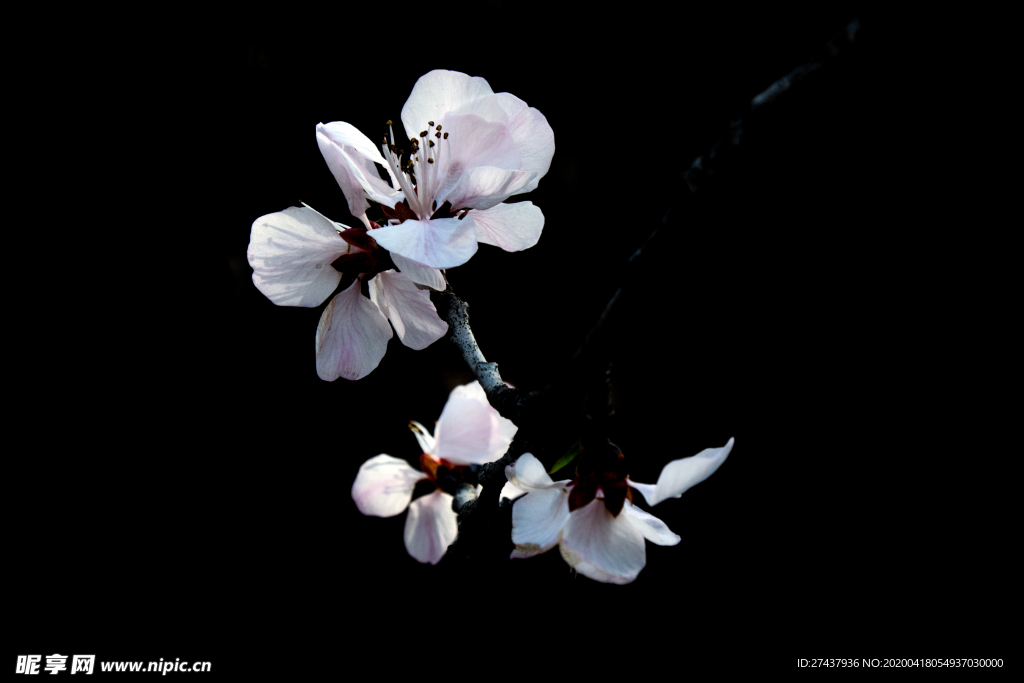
[11,3,1013,675]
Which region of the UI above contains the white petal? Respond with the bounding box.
[390,252,446,290]
[444,167,538,212]
[626,480,658,506]
[403,489,458,565]
[631,438,734,506]
[510,484,571,558]
[314,280,393,381]
[316,123,401,214]
[401,70,495,142]
[494,93,555,194]
[431,114,521,202]
[558,499,646,584]
[372,271,448,350]
[247,206,348,307]
[351,454,427,517]
[366,274,391,320]
[408,421,436,453]
[471,201,544,252]
[621,500,680,546]
[370,217,479,270]
[504,453,554,491]
[500,479,528,505]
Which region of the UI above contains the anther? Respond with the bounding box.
[443,132,449,139]
[435,131,441,138]
[420,131,428,137]
[428,140,435,147]
[386,119,392,125]
[428,120,434,127]
[428,158,434,163]
[436,124,442,131]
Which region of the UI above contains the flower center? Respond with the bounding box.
[381,119,451,221]
[418,452,472,495]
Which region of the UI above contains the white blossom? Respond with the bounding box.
[503,439,734,583]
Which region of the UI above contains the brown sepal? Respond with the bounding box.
[419,453,439,483]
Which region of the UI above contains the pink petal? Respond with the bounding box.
[316,122,401,215]
[431,114,521,203]
[630,438,735,506]
[369,271,448,350]
[390,252,446,290]
[447,382,518,458]
[448,380,488,403]
[621,500,680,546]
[558,499,646,584]
[495,93,555,195]
[247,206,348,307]
[370,217,478,269]
[444,167,538,212]
[314,280,393,381]
[351,454,427,517]
[471,201,544,252]
[400,70,495,142]
[403,489,458,565]
[510,484,571,558]
[432,382,517,466]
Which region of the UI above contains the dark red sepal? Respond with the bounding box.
[381,201,417,224]
[339,226,379,252]
[601,476,631,517]
[568,475,598,513]
[331,251,376,274]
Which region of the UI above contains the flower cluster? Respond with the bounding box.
[500,438,734,584]
[316,69,554,269]
[351,381,517,564]
[247,70,554,380]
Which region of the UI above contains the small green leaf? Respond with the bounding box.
[549,441,581,475]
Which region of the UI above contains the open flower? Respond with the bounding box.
[351,381,518,564]
[247,204,448,380]
[501,438,734,584]
[316,69,554,269]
